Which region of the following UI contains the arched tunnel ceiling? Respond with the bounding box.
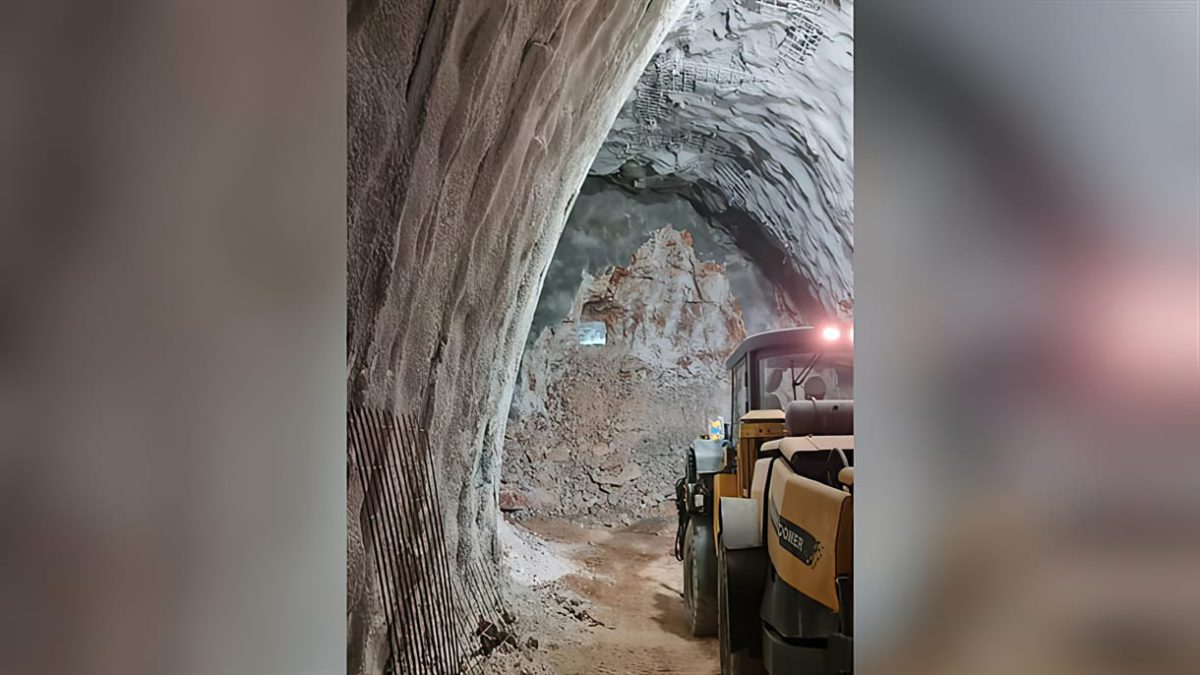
[592,0,854,315]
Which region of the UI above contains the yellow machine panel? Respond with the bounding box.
[735,409,786,496]
[764,461,851,612]
[714,410,787,535]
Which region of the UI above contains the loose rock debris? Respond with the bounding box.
[502,228,752,525]
[475,616,519,656]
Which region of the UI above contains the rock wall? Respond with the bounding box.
[346,1,689,672]
[527,176,807,349]
[592,0,855,316]
[503,227,796,522]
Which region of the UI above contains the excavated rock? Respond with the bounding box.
[504,227,799,521]
[592,0,855,316]
[346,2,688,673]
[525,176,811,351]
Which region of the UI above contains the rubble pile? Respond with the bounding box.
[502,227,757,522]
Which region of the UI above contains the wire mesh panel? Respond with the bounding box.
[348,408,512,675]
[780,13,827,68]
[747,0,829,69]
[752,0,823,18]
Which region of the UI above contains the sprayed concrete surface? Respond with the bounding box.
[346,1,690,671]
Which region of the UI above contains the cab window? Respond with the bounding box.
[730,357,748,429]
[757,351,853,409]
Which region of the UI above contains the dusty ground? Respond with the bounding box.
[484,516,719,675]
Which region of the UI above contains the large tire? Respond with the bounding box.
[718,539,768,675]
[683,519,718,637]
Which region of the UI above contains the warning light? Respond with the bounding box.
[821,326,842,341]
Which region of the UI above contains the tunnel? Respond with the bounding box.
[347,1,852,672]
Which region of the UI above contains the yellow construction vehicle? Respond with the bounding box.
[674,326,853,674]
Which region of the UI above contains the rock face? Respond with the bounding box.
[527,176,810,348]
[346,1,689,673]
[592,0,855,316]
[503,227,769,521]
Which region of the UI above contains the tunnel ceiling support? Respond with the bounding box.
[346,0,688,671]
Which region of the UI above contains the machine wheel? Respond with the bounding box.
[718,539,768,675]
[683,519,718,637]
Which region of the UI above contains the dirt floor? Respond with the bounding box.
[486,516,719,675]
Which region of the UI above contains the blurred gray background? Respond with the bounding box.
[857,1,1199,673]
[1,1,344,674]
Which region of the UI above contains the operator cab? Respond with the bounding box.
[726,326,854,441]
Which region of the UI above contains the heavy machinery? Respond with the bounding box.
[675,326,853,674]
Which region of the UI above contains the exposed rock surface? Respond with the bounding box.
[504,227,797,521]
[528,176,807,349]
[346,1,688,672]
[592,0,855,316]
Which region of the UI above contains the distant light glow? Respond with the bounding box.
[822,326,842,341]
[578,321,607,346]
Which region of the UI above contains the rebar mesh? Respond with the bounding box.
[748,0,829,69]
[349,408,512,675]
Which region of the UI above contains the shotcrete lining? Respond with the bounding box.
[347,1,692,672]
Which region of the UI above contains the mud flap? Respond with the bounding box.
[718,498,768,673]
[721,545,768,655]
